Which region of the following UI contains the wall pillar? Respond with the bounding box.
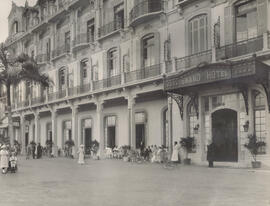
[20,114,25,155]
[72,105,79,157]
[128,96,136,148]
[96,101,104,157]
[168,97,173,154]
[34,112,40,143]
[51,108,58,156]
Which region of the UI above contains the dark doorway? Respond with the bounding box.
[136,124,145,149]
[48,131,52,142]
[212,109,238,162]
[25,133,29,147]
[84,128,92,155]
[107,126,116,148]
[68,129,72,141]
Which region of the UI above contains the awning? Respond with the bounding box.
[164,57,270,117]
[164,57,270,94]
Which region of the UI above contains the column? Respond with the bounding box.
[128,97,135,148]
[34,112,40,143]
[20,114,25,155]
[263,32,269,51]
[72,105,79,158]
[96,101,104,157]
[51,109,58,156]
[168,97,173,154]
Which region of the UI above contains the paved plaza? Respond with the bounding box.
[0,157,270,206]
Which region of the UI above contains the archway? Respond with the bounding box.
[211,109,238,162]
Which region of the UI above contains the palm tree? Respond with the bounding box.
[0,43,50,148]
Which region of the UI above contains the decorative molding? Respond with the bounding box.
[188,93,199,119]
[168,92,184,120]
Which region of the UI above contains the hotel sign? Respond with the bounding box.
[164,61,257,91]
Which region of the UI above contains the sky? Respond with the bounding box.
[0,0,37,43]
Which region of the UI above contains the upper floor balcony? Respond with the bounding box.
[72,33,94,51]
[129,0,164,27]
[98,19,125,40]
[51,44,71,60]
[36,53,50,65]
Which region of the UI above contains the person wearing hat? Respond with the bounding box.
[77,144,85,164]
[0,145,9,174]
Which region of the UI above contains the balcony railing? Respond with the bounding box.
[52,44,70,59]
[125,64,161,82]
[216,36,263,61]
[48,89,66,102]
[36,53,50,64]
[93,75,121,90]
[98,19,125,38]
[31,96,46,105]
[130,0,163,23]
[73,33,94,47]
[175,50,212,71]
[68,83,91,96]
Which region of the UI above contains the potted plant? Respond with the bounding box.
[180,137,194,165]
[121,145,131,162]
[91,140,100,160]
[244,134,266,168]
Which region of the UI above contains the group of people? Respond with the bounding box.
[26,143,43,160]
[0,144,17,174]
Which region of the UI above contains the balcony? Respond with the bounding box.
[48,89,66,102]
[93,75,121,90]
[36,53,50,64]
[216,36,263,61]
[72,33,94,51]
[98,19,125,39]
[31,96,46,105]
[175,50,212,71]
[125,64,161,83]
[51,44,70,60]
[68,83,91,96]
[129,0,163,27]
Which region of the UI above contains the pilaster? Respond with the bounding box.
[20,114,26,155]
[96,100,104,157]
[72,105,79,157]
[34,111,40,143]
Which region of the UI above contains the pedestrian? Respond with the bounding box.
[32,143,36,159]
[207,143,215,168]
[0,145,9,174]
[171,141,180,163]
[77,144,85,165]
[37,143,42,159]
[26,144,32,160]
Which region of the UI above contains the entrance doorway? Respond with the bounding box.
[212,109,238,162]
[107,126,116,148]
[136,124,145,149]
[25,132,29,147]
[84,128,92,155]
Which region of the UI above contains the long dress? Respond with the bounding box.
[78,147,85,164]
[171,144,179,162]
[0,149,9,168]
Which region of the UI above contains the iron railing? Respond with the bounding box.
[36,53,50,64]
[52,44,70,59]
[68,83,91,96]
[48,89,66,101]
[31,96,46,105]
[175,50,212,71]
[130,0,163,23]
[73,33,94,47]
[98,19,125,38]
[216,36,263,61]
[125,64,161,82]
[93,75,121,90]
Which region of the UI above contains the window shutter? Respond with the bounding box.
[154,32,160,65]
[257,0,268,35]
[102,51,108,79]
[224,6,235,45]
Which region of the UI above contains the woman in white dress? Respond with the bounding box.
[77,145,85,164]
[171,141,179,163]
[0,145,9,173]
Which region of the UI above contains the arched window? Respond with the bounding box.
[59,67,66,89]
[142,34,155,67]
[13,21,19,34]
[107,48,118,77]
[254,90,266,154]
[188,14,208,54]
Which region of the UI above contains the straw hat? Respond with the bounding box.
[80,144,84,148]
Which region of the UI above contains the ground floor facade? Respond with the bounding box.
[166,57,270,167]
[11,83,169,158]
